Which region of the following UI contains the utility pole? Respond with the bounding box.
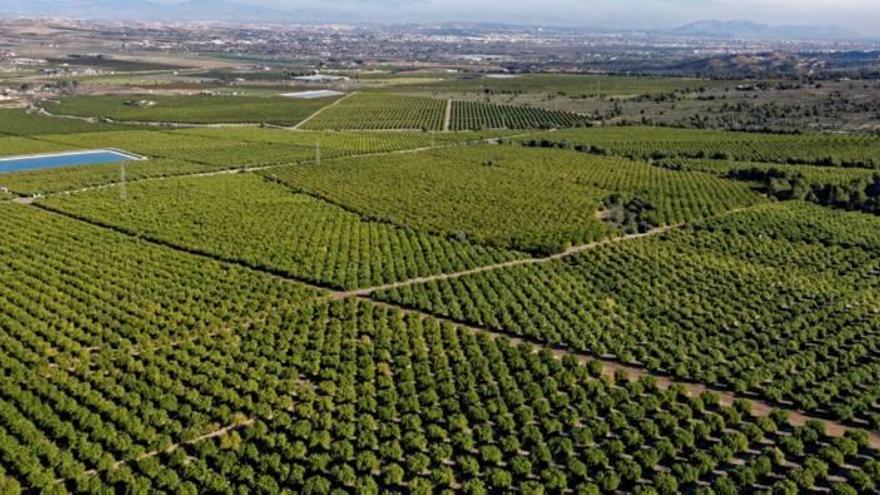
[119,162,126,200]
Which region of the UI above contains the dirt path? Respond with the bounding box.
[330,223,683,300]
[30,201,880,450]
[22,147,433,199]
[18,132,520,200]
[443,99,453,131]
[53,417,254,483]
[35,107,268,129]
[363,297,880,449]
[36,93,355,130]
[292,91,358,130]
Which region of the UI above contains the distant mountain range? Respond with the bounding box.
[1,0,320,23]
[0,2,866,41]
[668,20,859,40]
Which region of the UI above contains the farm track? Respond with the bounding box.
[443,99,453,131]
[8,148,434,199]
[5,131,534,200]
[291,91,358,130]
[25,199,880,449]
[362,296,880,450]
[30,201,347,293]
[53,417,256,484]
[35,106,266,129]
[35,91,353,129]
[33,102,566,133]
[329,223,684,300]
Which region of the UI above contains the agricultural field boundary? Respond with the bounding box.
[329,222,684,300]
[26,199,880,450]
[3,131,536,200]
[37,106,281,129]
[37,93,346,129]
[291,91,358,130]
[363,297,880,450]
[30,201,345,292]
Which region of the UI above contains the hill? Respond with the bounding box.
[2,0,310,23]
[669,20,859,40]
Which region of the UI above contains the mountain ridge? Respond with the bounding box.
[669,20,860,40]
[0,2,867,40]
[1,0,316,23]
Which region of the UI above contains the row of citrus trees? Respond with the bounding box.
[0,204,325,491]
[520,126,880,168]
[45,95,334,126]
[376,202,880,430]
[0,204,877,492]
[304,93,447,131]
[265,145,763,254]
[0,203,319,355]
[33,299,880,494]
[0,123,514,196]
[450,101,591,130]
[38,174,523,290]
[303,92,594,131]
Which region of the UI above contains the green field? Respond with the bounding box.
[3,92,880,495]
[377,202,880,428]
[302,93,446,130]
[660,158,879,185]
[39,174,523,289]
[266,145,763,253]
[2,201,878,493]
[398,73,725,97]
[0,135,73,158]
[0,109,130,136]
[44,94,339,125]
[0,127,523,195]
[7,278,878,493]
[522,126,880,167]
[450,100,591,130]
[48,57,190,72]
[0,202,319,353]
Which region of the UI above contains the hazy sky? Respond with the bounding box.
[287,0,878,33]
[144,0,880,34]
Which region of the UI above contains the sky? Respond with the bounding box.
[10,0,879,36]
[209,0,880,34]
